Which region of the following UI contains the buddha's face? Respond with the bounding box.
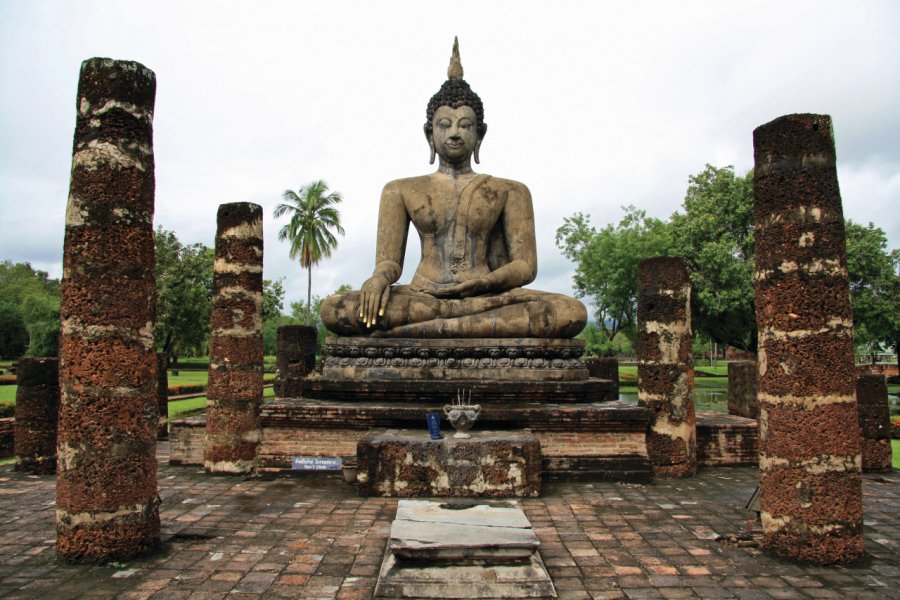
[431,105,480,164]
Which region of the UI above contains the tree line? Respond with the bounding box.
[557,164,900,368]
[0,228,344,362]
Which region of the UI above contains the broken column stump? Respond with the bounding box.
[204,202,264,475]
[636,257,697,478]
[753,113,864,564]
[14,357,60,475]
[727,360,759,419]
[156,353,168,440]
[856,375,892,473]
[585,356,620,396]
[57,58,160,563]
[274,324,316,398]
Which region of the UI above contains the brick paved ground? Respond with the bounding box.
[0,443,897,599]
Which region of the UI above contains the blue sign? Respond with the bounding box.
[292,456,343,471]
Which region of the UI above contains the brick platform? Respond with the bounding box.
[170,398,652,483]
[356,430,542,497]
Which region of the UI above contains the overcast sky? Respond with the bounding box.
[1,1,898,312]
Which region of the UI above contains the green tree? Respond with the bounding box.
[263,278,286,322]
[670,165,757,351]
[846,220,900,371]
[576,323,634,357]
[556,206,672,341]
[21,294,60,357]
[154,228,214,364]
[0,261,61,357]
[0,301,28,359]
[261,278,288,356]
[274,180,345,326]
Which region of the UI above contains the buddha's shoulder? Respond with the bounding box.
[381,174,531,195]
[482,175,531,195]
[381,175,433,193]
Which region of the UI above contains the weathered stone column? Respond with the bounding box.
[274,324,317,398]
[753,113,864,564]
[856,375,892,473]
[156,353,168,440]
[14,357,60,475]
[727,361,759,419]
[57,58,159,563]
[204,202,264,474]
[636,257,697,478]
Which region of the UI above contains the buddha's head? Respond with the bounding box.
[424,38,487,165]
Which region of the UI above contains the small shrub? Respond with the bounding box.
[891,416,900,440]
[0,376,16,386]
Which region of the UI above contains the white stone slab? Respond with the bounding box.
[396,499,532,528]
[389,499,539,561]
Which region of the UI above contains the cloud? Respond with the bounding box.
[2,1,898,309]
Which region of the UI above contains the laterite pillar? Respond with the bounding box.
[57,58,160,563]
[636,257,697,478]
[204,202,264,474]
[274,324,317,398]
[753,113,864,564]
[157,353,168,439]
[727,361,759,419]
[14,357,60,475]
[856,375,892,473]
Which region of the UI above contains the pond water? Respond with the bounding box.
[619,391,900,417]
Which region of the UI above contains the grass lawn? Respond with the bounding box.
[0,386,15,404]
[0,371,275,410]
[168,385,275,419]
[893,440,900,470]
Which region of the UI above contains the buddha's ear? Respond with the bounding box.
[474,123,487,164]
[424,123,436,165]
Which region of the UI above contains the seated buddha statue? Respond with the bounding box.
[320,39,587,339]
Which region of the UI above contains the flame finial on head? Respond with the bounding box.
[448,36,463,80]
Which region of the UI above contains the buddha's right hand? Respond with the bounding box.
[359,275,391,328]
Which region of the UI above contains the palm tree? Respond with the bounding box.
[274,180,345,325]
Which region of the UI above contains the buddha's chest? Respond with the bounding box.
[403,184,507,236]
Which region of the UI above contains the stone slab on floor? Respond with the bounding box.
[390,499,539,561]
[375,550,556,599]
[357,429,542,498]
[376,499,556,599]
